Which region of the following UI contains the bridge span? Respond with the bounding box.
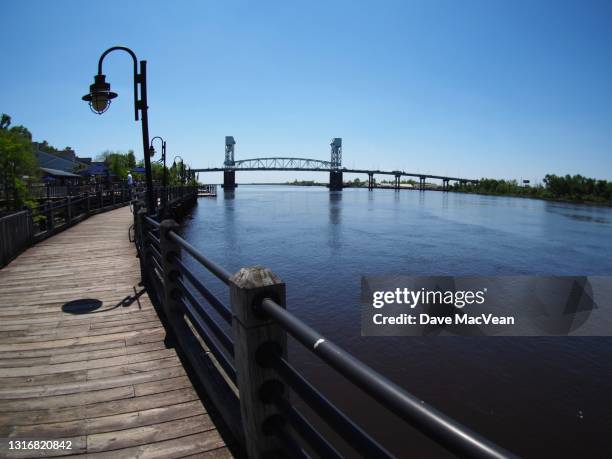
[192,137,479,191]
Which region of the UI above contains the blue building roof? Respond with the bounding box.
[35,150,78,172]
[40,167,81,178]
[79,162,115,176]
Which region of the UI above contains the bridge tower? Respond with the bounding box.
[223,136,236,190]
[329,137,343,191]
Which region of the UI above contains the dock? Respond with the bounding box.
[197,185,217,198]
[0,206,233,458]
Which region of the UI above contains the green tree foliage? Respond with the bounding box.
[97,150,137,179]
[0,114,38,211]
[36,140,75,158]
[453,174,612,204]
[136,159,198,186]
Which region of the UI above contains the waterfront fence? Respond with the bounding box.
[135,205,519,459]
[0,185,197,269]
[0,211,34,268]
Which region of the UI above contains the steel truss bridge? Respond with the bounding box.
[193,158,478,183]
[193,137,479,190]
[234,157,334,171]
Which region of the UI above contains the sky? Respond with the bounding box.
[1,0,612,184]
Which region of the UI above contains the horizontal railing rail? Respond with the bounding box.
[133,204,520,459]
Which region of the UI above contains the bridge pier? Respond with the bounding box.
[419,176,426,191]
[329,170,343,191]
[368,173,374,190]
[442,178,450,191]
[222,170,236,190]
[394,174,401,191]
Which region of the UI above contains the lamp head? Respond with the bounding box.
[149,146,155,157]
[82,74,117,114]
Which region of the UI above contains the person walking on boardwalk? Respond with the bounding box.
[127,172,133,198]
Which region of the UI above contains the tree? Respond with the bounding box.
[0,114,38,211]
[97,150,135,179]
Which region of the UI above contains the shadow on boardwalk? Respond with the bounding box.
[0,206,234,458]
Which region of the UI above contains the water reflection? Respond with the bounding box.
[544,201,611,225]
[223,190,237,253]
[559,213,610,224]
[441,191,449,209]
[328,191,342,250]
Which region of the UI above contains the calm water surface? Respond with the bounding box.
[180,186,612,458]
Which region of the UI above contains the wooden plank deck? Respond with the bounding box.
[0,206,234,458]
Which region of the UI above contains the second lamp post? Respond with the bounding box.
[150,136,167,213]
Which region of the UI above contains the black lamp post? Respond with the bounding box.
[172,155,185,185]
[150,136,167,212]
[82,46,155,214]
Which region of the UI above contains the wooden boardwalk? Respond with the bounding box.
[0,206,234,458]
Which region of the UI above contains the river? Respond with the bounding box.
[179,185,612,458]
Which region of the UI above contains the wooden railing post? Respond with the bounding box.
[112,186,116,206]
[230,266,288,458]
[86,192,91,215]
[46,201,54,232]
[66,196,72,225]
[97,190,103,209]
[160,219,181,324]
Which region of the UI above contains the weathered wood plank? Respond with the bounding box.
[0,385,197,427]
[86,415,215,453]
[0,385,136,411]
[0,366,186,400]
[0,328,164,351]
[5,401,206,438]
[81,431,228,458]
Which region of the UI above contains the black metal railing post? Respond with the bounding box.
[136,206,148,284]
[160,219,181,325]
[229,266,289,458]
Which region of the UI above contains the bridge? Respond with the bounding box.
[193,136,480,191]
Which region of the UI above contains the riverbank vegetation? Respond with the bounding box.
[1,112,199,214]
[0,114,38,211]
[453,175,612,205]
[99,150,197,186]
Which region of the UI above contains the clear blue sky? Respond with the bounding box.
[2,0,611,184]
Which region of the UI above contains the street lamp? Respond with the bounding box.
[150,136,167,214]
[82,46,155,214]
[172,155,184,185]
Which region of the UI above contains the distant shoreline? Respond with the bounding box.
[451,190,612,208]
[208,182,612,207]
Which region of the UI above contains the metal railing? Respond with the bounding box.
[26,182,132,199]
[0,211,33,268]
[134,206,519,459]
